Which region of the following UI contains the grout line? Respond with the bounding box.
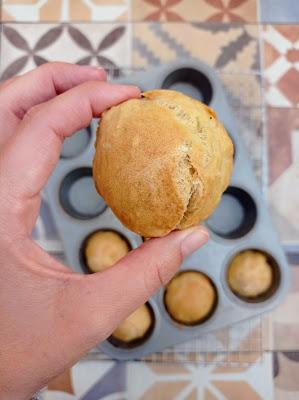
[256,0,262,24]
[257,22,269,199]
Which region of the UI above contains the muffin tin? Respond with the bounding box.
[45,59,290,360]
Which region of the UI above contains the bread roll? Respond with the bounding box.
[164,271,217,325]
[84,230,130,273]
[227,250,273,298]
[93,89,233,237]
[112,304,153,343]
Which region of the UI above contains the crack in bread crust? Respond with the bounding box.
[176,152,203,229]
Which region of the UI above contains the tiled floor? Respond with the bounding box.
[262,25,299,108]
[131,0,258,23]
[1,0,129,22]
[0,23,131,80]
[1,1,299,399]
[39,353,274,399]
[133,22,260,73]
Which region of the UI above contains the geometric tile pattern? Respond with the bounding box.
[2,0,128,22]
[133,23,260,73]
[40,353,274,399]
[263,25,299,107]
[0,23,131,81]
[132,0,258,23]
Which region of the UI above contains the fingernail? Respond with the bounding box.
[180,226,209,258]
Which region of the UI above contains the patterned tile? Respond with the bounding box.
[267,107,299,244]
[269,262,299,351]
[1,0,128,22]
[260,0,299,24]
[0,23,132,80]
[41,352,274,399]
[42,361,125,399]
[132,0,258,23]
[133,22,260,73]
[262,25,299,107]
[127,353,273,399]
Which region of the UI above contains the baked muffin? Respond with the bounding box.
[93,89,233,237]
[111,304,153,343]
[227,250,273,298]
[84,230,130,273]
[164,271,217,325]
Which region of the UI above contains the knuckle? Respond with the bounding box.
[23,103,44,122]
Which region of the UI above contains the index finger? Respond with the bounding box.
[1,81,140,201]
[0,63,106,147]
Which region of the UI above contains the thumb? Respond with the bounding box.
[73,226,209,343]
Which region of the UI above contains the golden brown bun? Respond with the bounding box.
[84,230,130,273]
[227,250,273,298]
[112,304,153,342]
[164,271,217,325]
[93,89,233,237]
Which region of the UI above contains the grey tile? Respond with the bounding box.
[260,0,299,23]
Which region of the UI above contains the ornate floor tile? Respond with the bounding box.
[267,107,299,244]
[263,25,299,107]
[2,0,128,22]
[0,22,132,81]
[127,352,273,399]
[42,361,125,400]
[133,22,260,73]
[132,0,258,23]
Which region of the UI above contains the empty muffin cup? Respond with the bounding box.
[108,303,155,349]
[206,186,257,239]
[60,127,91,159]
[59,167,106,219]
[164,271,218,326]
[226,249,280,303]
[81,229,131,273]
[162,68,213,104]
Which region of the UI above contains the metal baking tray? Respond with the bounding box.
[45,59,289,360]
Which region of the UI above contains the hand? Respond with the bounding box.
[0,62,209,400]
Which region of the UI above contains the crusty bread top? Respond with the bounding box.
[93,89,233,237]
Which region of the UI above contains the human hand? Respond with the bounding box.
[0,62,209,400]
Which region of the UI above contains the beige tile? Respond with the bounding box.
[133,23,260,73]
[2,0,129,22]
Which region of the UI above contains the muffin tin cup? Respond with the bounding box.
[45,58,290,360]
[161,269,219,330]
[80,228,133,274]
[221,247,282,308]
[100,299,161,360]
